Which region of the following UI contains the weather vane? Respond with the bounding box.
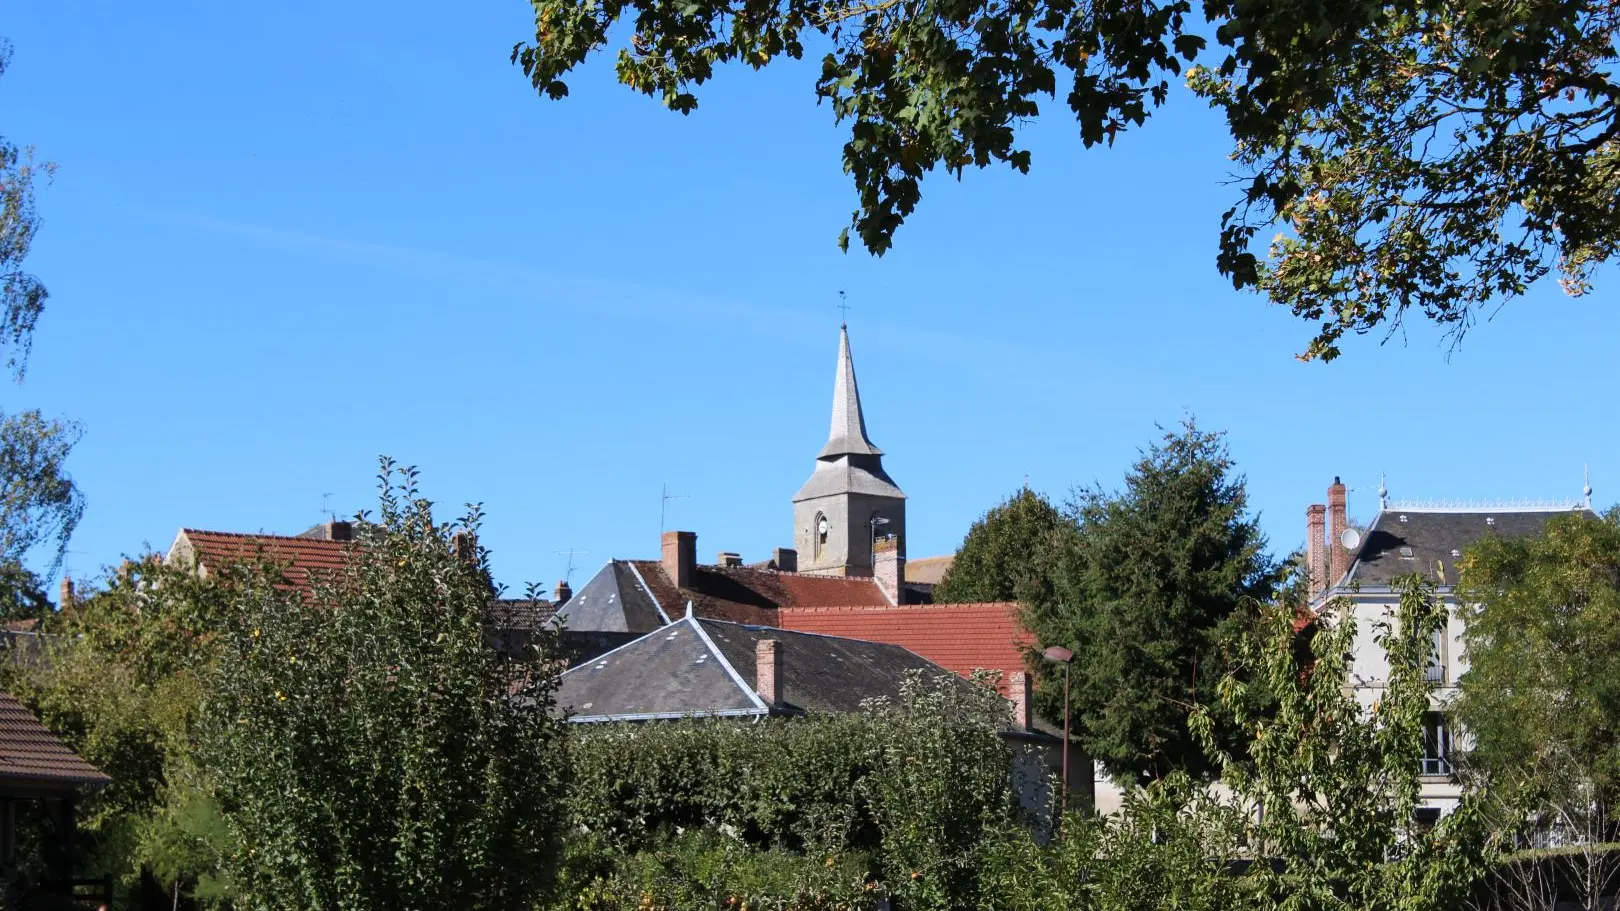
[837,290,850,326]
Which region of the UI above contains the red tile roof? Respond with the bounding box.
[176,529,350,594]
[778,602,1031,692]
[628,561,892,626]
[0,689,110,789]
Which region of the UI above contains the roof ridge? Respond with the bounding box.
[781,601,1019,613]
[183,528,347,544]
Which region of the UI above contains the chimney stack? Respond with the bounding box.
[327,520,353,542]
[554,579,572,606]
[873,537,904,604]
[1009,671,1032,731]
[755,639,781,708]
[59,576,75,610]
[662,531,696,589]
[717,551,743,568]
[772,548,798,573]
[1327,478,1350,588]
[1306,504,1327,602]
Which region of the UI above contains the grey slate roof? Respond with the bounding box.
[1343,506,1594,587]
[818,325,882,459]
[555,614,966,722]
[550,560,669,634]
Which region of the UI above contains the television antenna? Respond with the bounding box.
[554,549,591,585]
[321,492,335,521]
[660,483,690,535]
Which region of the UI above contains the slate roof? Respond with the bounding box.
[550,561,669,633]
[555,614,966,721]
[0,689,110,790]
[1343,506,1595,588]
[778,602,1031,694]
[818,325,883,459]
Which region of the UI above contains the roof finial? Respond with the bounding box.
[837,290,850,328]
[1584,464,1593,508]
[1378,474,1389,510]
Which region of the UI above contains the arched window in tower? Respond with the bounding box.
[815,513,829,558]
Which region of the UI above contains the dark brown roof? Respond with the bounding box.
[628,560,892,626]
[0,689,109,789]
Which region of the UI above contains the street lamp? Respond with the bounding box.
[869,515,890,543]
[1043,645,1075,815]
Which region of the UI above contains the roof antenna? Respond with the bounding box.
[660,483,690,535]
[1584,464,1593,509]
[554,549,590,585]
[1378,474,1388,510]
[837,290,850,328]
[321,492,335,521]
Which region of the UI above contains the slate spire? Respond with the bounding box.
[818,325,883,459]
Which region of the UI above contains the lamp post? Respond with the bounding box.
[1042,645,1075,814]
[869,515,890,542]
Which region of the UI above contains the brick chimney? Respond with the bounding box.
[327,520,353,542]
[58,576,75,610]
[1327,478,1350,588]
[554,579,572,606]
[772,548,798,573]
[1306,503,1327,601]
[1008,671,1032,731]
[873,537,904,604]
[755,638,781,708]
[662,530,696,589]
[717,551,743,568]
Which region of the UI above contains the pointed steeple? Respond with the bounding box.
[818,325,883,459]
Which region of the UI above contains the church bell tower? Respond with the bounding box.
[792,325,906,576]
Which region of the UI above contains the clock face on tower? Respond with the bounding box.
[817,517,829,537]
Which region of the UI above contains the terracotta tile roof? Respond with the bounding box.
[778,602,1031,693]
[175,529,350,594]
[0,689,110,788]
[627,561,892,626]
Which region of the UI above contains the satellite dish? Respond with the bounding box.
[1340,527,1363,550]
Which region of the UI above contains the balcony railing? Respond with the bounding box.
[1424,664,1446,684]
[1420,755,1452,776]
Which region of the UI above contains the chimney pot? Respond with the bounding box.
[772,548,798,573]
[1009,671,1032,731]
[555,579,572,606]
[755,638,782,707]
[662,531,696,589]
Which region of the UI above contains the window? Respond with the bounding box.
[1426,628,1445,684]
[1421,712,1452,776]
[814,513,829,557]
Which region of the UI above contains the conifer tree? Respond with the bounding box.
[1025,420,1283,784]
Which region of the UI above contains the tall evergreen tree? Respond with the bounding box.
[1025,421,1282,784]
[933,487,1073,605]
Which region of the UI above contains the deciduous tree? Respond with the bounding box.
[513,0,1620,359]
[200,461,569,911]
[933,486,1071,605]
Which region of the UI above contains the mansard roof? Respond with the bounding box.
[1343,504,1597,588]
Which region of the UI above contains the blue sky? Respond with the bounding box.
[5,1,1615,595]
